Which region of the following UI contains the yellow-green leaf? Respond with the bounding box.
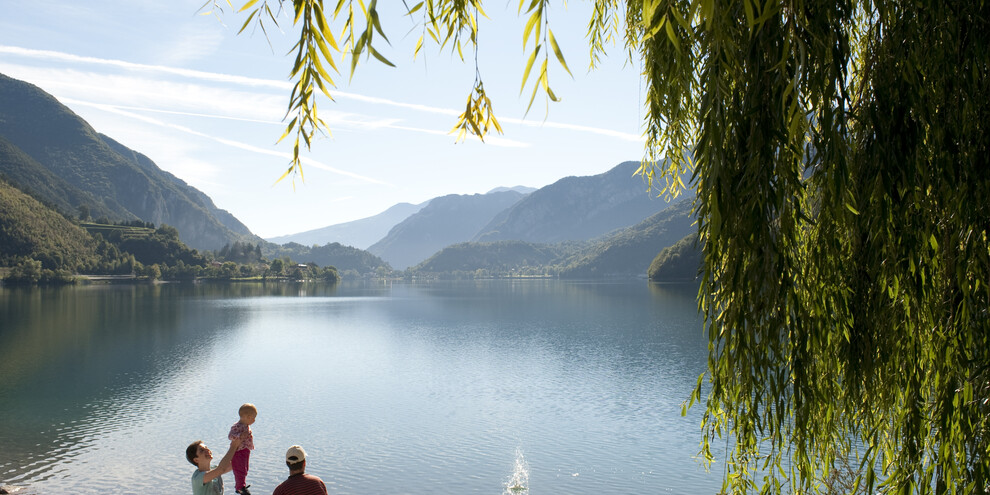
[237,0,260,14]
[548,30,573,77]
[406,2,424,15]
[368,45,395,67]
[237,9,258,35]
[664,19,680,52]
[520,45,541,94]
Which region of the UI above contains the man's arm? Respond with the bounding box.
[203,436,242,483]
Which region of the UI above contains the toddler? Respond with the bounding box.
[228,403,258,495]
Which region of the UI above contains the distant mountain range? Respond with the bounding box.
[0,71,699,278]
[262,161,691,273]
[473,161,670,243]
[0,73,258,251]
[266,186,538,250]
[412,197,695,277]
[266,201,429,249]
[356,162,685,270]
[368,190,528,270]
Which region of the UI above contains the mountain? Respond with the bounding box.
[648,233,702,282]
[413,240,576,274]
[486,185,537,194]
[266,201,428,249]
[268,186,537,250]
[0,72,258,251]
[405,198,695,278]
[558,198,695,278]
[472,161,677,243]
[0,176,99,270]
[368,190,526,270]
[0,135,117,221]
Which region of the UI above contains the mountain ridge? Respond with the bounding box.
[473,161,674,244]
[266,201,429,249]
[0,72,258,251]
[368,190,526,270]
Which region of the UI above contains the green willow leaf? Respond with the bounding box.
[547,29,572,77]
[520,44,541,94]
[237,0,260,13]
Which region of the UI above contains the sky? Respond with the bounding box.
[0,1,648,238]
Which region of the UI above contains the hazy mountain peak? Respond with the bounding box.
[486,185,537,194]
[266,200,429,249]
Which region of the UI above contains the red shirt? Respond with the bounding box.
[272,472,328,495]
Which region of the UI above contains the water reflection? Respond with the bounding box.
[0,280,719,494]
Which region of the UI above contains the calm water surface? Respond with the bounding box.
[0,280,723,494]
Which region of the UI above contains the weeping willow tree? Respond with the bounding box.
[210,0,990,492]
[656,2,990,493]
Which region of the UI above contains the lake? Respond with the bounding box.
[0,280,723,494]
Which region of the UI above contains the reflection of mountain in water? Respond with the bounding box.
[0,282,338,482]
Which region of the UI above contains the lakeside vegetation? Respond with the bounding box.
[647,234,701,282]
[0,177,340,285]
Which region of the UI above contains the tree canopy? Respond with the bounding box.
[211,0,989,492]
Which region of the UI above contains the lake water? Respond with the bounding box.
[0,280,723,494]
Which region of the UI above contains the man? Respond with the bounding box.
[272,445,329,495]
[186,435,242,495]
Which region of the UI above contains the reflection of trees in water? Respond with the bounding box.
[0,282,345,395]
[0,283,260,476]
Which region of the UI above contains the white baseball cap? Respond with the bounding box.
[286,445,307,463]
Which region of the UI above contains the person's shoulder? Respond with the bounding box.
[304,473,329,494]
[302,473,327,488]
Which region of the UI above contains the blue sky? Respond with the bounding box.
[0,1,647,238]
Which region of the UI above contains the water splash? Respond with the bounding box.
[504,448,529,494]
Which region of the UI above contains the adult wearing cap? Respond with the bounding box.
[272,445,329,495]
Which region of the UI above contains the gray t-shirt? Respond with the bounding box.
[192,468,224,495]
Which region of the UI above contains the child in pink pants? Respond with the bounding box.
[228,403,258,495]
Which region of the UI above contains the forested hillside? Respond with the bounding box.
[557,198,694,278]
[0,135,116,221]
[0,177,98,271]
[413,240,580,276]
[473,161,679,243]
[0,73,259,251]
[265,242,391,276]
[648,234,701,282]
[405,199,694,278]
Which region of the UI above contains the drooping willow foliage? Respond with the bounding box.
[213,0,990,492]
[646,1,990,493]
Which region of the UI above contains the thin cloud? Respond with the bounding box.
[65,99,392,185]
[0,45,291,89]
[62,95,531,148]
[0,44,641,142]
[70,101,286,126]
